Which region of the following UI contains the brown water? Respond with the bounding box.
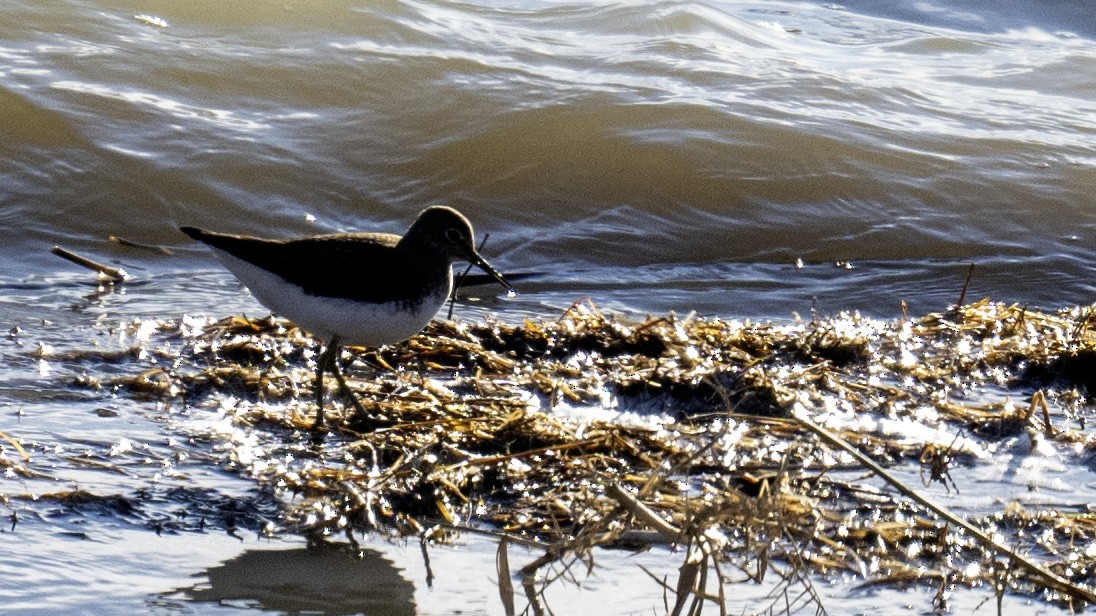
[2,0,1095,318]
[1,0,1095,613]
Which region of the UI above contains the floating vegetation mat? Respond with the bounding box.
[34,300,1096,612]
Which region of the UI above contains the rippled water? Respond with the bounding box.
[2,0,1095,613]
[2,0,1094,317]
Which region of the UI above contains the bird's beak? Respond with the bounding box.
[469,251,515,295]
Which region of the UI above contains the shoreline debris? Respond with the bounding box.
[56,299,1096,611]
[50,246,129,283]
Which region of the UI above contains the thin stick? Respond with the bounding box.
[447,233,490,320]
[605,483,683,543]
[1071,306,1094,342]
[0,431,29,461]
[51,246,128,282]
[955,263,975,308]
[496,538,516,616]
[795,414,1096,605]
[108,235,174,255]
[1030,390,1055,438]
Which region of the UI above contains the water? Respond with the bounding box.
[2,0,1095,613]
[3,0,1095,317]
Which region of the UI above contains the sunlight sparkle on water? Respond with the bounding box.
[133,14,168,28]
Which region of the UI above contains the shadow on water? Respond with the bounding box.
[165,545,416,616]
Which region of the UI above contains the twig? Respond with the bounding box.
[447,232,490,320]
[1029,390,1054,438]
[605,483,683,543]
[954,263,975,309]
[795,414,1096,606]
[108,235,174,255]
[51,246,129,282]
[0,431,30,461]
[496,538,516,616]
[1071,306,1094,342]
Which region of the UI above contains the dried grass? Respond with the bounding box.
[86,299,1096,613]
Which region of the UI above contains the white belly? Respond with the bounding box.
[208,248,451,347]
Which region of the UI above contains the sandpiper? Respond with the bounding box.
[180,205,514,431]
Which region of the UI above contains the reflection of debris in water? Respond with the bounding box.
[23,487,283,539]
[40,299,1096,611]
[168,544,415,616]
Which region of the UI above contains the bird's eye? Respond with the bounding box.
[445,228,465,243]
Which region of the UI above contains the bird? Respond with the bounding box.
[179,205,514,432]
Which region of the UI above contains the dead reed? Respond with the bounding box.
[65,299,1096,613]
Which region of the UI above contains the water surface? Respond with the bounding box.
[2,0,1095,613]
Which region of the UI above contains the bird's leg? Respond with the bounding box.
[330,348,370,419]
[313,335,340,431]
